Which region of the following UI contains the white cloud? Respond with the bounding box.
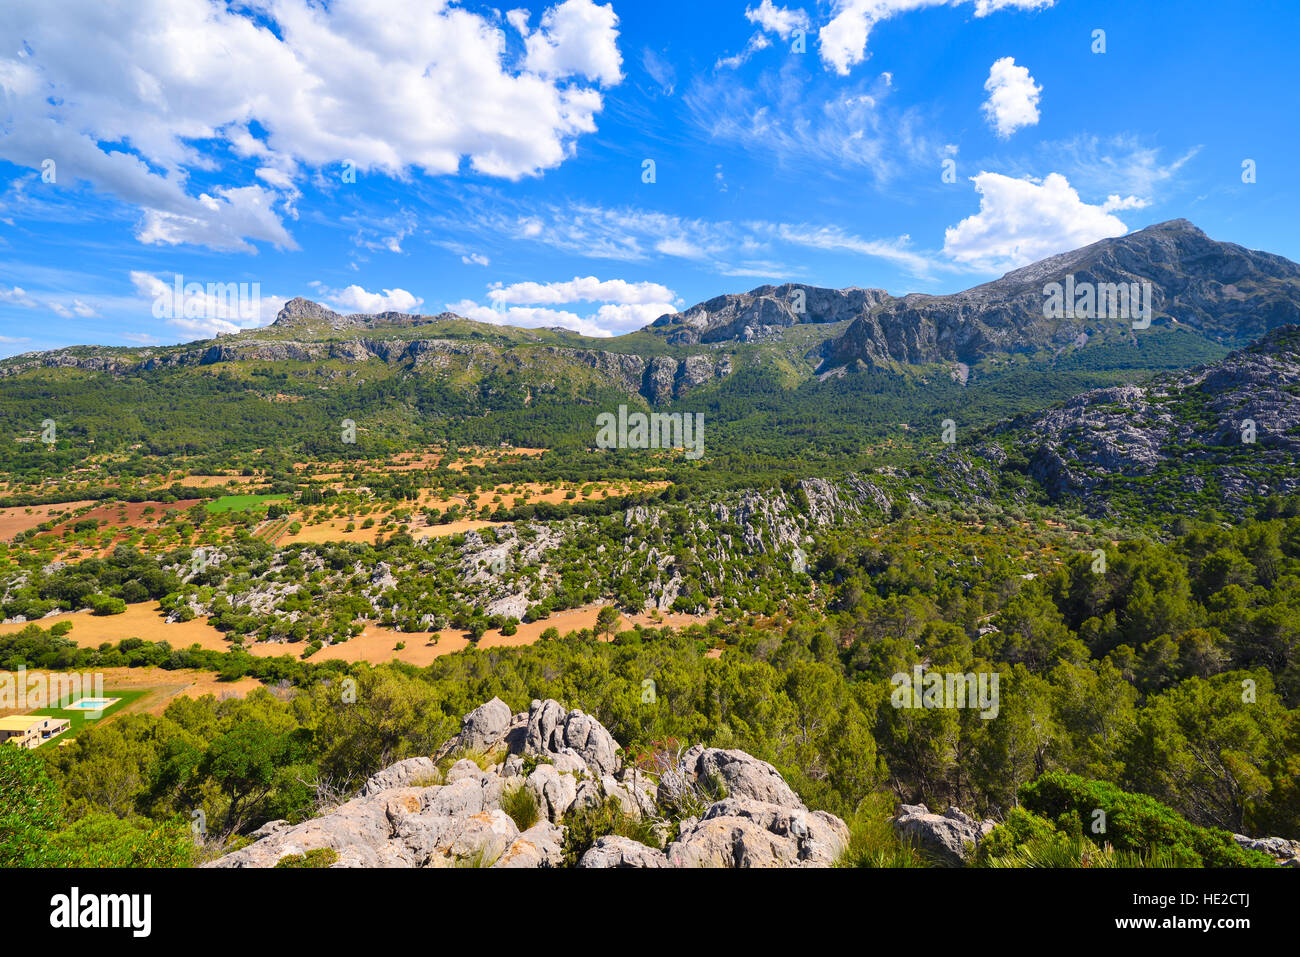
[716,32,772,70]
[487,276,675,306]
[819,0,1054,75]
[592,302,675,329]
[943,171,1143,272]
[684,66,932,182]
[746,1,811,39]
[981,57,1041,138]
[49,299,98,318]
[453,274,677,336]
[0,285,38,308]
[774,224,943,277]
[328,285,425,314]
[447,299,613,337]
[521,0,624,85]
[130,270,286,336]
[461,253,491,266]
[0,0,623,251]
[1050,135,1201,201]
[641,48,677,94]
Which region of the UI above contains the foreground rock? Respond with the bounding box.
[1232,834,1300,868]
[209,698,848,869]
[891,804,995,866]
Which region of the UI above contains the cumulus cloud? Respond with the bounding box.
[130,271,286,336]
[943,171,1143,272]
[487,276,675,306]
[819,0,1054,75]
[447,299,613,338]
[746,1,811,39]
[520,0,624,84]
[450,273,678,336]
[981,57,1042,138]
[328,285,425,314]
[0,0,623,251]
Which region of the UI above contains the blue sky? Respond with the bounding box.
[0,0,1296,355]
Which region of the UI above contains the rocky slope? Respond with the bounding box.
[1010,325,1300,512]
[208,697,849,869]
[818,220,1300,372]
[648,283,891,345]
[0,298,732,405]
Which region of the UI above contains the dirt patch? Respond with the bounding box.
[0,500,97,540]
[0,603,237,653]
[248,605,710,666]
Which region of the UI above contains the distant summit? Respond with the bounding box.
[815,219,1300,372]
[272,297,457,331]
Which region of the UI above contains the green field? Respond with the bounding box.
[31,688,146,744]
[204,494,289,514]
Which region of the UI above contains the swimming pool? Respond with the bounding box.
[65,697,121,711]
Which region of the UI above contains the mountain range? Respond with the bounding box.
[3,218,1299,515]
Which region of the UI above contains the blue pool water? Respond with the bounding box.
[66,697,119,710]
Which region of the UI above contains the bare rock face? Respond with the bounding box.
[819,220,1300,372]
[437,697,514,758]
[209,697,849,870]
[651,283,891,345]
[1013,325,1300,513]
[674,745,803,809]
[361,757,440,797]
[525,698,621,776]
[891,804,996,866]
[495,822,566,868]
[667,798,850,868]
[1232,834,1300,868]
[579,835,669,868]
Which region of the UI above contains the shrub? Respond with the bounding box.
[1018,773,1273,868]
[275,847,338,868]
[89,595,128,616]
[501,782,540,832]
[837,793,928,868]
[561,797,659,867]
[0,745,62,866]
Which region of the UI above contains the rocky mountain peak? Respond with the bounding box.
[649,282,892,345]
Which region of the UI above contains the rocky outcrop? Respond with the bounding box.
[1010,325,1300,513]
[819,220,1300,372]
[650,284,891,345]
[208,698,849,869]
[891,803,996,865]
[1232,834,1300,868]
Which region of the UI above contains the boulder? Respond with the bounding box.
[360,756,439,796]
[493,822,566,869]
[437,697,513,758]
[579,836,668,869]
[1232,834,1300,867]
[665,798,848,868]
[525,698,620,775]
[891,804,994,865]
[211,697,851,871]
[672,745,801,809]
[525,763,579,822]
